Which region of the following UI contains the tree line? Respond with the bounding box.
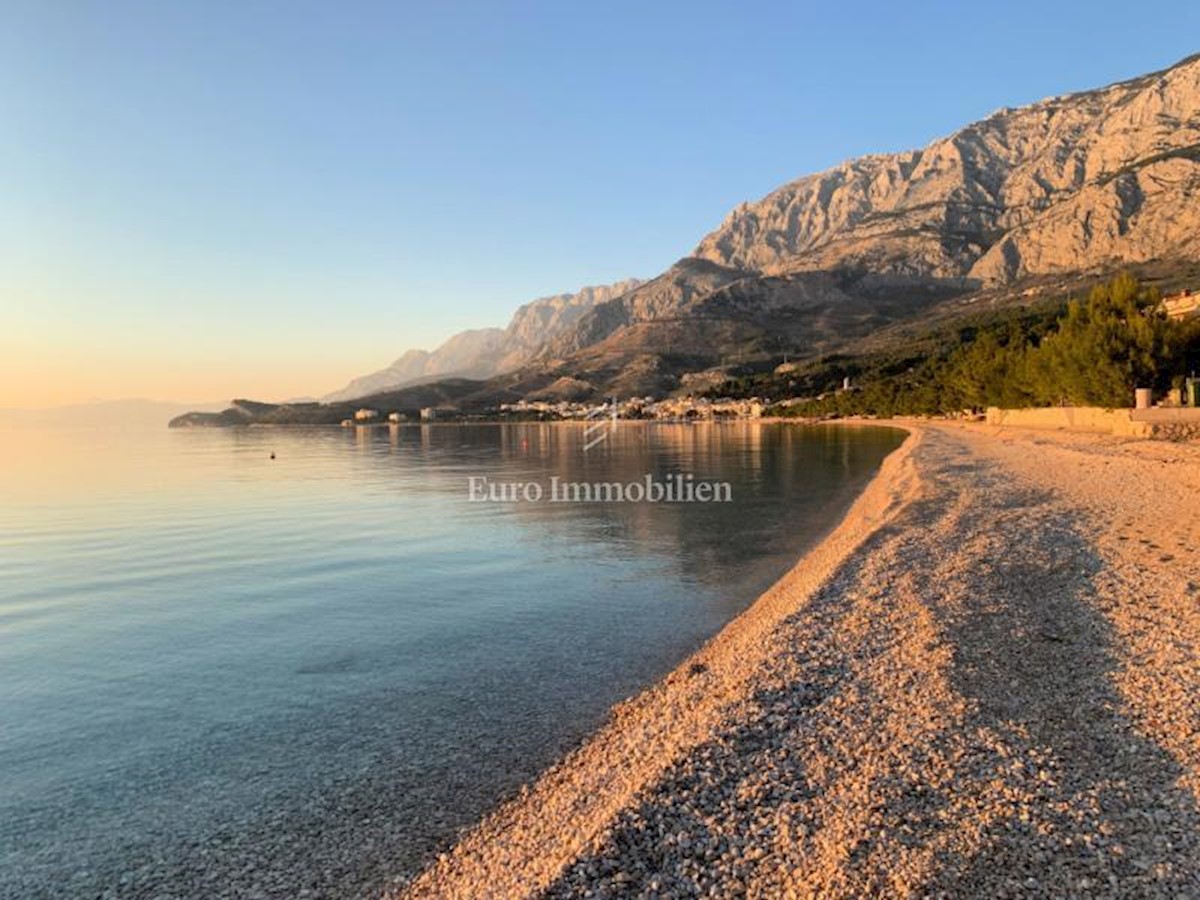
[778,274,1200,418]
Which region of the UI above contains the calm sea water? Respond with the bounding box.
[0,421,902,899]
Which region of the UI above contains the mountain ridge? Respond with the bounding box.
[691,53,1200,283]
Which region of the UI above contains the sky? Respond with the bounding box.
[3,1,1199,408]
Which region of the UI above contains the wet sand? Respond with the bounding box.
[396,422,1200,899]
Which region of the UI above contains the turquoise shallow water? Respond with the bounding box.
[0,421,903,898]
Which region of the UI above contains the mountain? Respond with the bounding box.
[693,54,1200,284]
[532,52,1200,391]
[322,279,641,401]
[177,53,1200,424]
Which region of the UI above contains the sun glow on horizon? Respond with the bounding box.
[0,336,376,410]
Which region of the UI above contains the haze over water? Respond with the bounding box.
[0,421,902,898]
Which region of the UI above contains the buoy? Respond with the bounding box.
[269,452,276,460]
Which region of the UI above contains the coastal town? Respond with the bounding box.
[341,395,770,427]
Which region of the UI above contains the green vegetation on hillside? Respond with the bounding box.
[767,274,1200,418]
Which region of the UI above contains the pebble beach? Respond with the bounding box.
[397,423,1200,899]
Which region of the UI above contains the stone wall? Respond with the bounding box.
[1130,408,1200,440]
[985,406,1200,440]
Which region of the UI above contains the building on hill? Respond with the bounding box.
[1164,290,1200,320]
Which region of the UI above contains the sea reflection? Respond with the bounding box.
[330,421,892,593]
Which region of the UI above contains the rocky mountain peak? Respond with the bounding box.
[693,53,1200,287]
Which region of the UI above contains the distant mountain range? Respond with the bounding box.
[176,52,1200,425]
[322,280,642,402]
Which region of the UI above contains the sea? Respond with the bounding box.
[0,420,903,898]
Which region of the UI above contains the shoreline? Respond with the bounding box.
[395,421,1200,898]
[395,424,925,898]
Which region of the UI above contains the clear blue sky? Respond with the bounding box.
[3,0,1198,405]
